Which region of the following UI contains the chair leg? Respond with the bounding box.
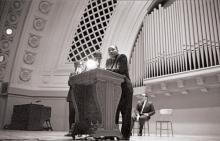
[170,122,173,136]
[160,122,162,137]
[155,121,173,137]
[132,127,134,135]
[132,121,137,136]
[147,121,149,136]
[132,122,134,135]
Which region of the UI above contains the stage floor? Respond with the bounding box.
[0,130,219,141]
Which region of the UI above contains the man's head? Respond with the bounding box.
[108,45,119,59]
[141,93,149,101]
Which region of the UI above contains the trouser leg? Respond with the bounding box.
[139,115,149,134]
[121,106,132,138]
[139,119,145,134]
[115,105,121,124]
[69,102,75,130]
[120,94,133,138]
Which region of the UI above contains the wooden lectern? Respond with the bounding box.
[69,68,124,137]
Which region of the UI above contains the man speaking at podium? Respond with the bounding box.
[105,45,133,140]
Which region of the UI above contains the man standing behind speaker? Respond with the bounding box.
[65,73,75,136]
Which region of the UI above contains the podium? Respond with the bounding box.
[69,68,124,137]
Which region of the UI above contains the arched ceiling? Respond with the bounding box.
[100,0,153,67]
[4,0,154,94]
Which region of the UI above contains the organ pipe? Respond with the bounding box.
[129,0,220,87]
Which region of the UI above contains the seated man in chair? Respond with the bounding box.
[131,93,155,136]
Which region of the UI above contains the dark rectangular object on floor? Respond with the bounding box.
[10,104,51,131]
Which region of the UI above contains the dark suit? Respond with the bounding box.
[106,54,133,138]
[67,81,75,130]
[131,100,155,134]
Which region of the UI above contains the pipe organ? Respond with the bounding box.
[129,0,220,87]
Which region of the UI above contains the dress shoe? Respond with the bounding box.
[118,136,130,140]
[138,133,142,136]
[64,132,72,136]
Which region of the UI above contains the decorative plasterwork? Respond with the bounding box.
[0,0,26,80]
[28,33,41,48]
[164,92,171,96]
[200,87,208,93]
[150,94,156,98]
[19,68,33,82]
[217,74,220,82]
[160,82,167,90]
[145,85,152,92]
[23,50,36,65]
[181,90,188,95]
[177,80,184,88]
[33,16,47,31]
[41,75,51,84]
[196,77,204,85]
[6,12,19,25]
[1,39,10,51]
[0,54,8,79]
[0,67,5,80]
[12,0,24,11]
[19,0,53,82]
[38,0,53,14]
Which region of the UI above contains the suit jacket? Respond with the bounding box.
[66,86,72,102]
[135,100,155,117]
[105,54,130,79]
[105,54,133,103]
[66,73,76,102]
[67,77,73,102]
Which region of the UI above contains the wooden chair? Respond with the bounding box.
[132,120,150,136]
[156,109,173,137]
[118,114,150,136]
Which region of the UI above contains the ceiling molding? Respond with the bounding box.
[145,85,152,92]
[160,82,167,90]
[177,80,184,88]
[196,77,204,86]
[200,87,208,93]
[181,90,188,95]
[164,92,171,96]
[217,74,220,82]
[144,66,220,85]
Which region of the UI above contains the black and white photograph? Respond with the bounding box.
[0,0,220,140]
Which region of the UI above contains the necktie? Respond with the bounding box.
[140,100,146,114]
